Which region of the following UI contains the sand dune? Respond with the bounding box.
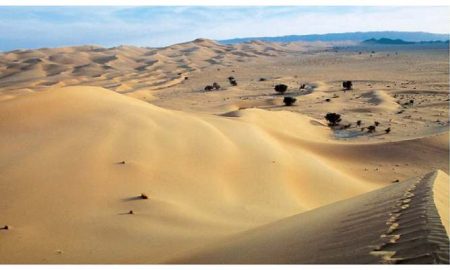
[0,86,378,263]
[0,40,448,264]
[0,40,326,95]
[173,171,449,264]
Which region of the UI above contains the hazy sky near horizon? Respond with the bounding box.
[0,6,448,51]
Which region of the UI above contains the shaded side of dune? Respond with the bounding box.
[172,171,449,264]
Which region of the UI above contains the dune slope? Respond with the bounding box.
[0,86,377,263]
[173,171,449,264]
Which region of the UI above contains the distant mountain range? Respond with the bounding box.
[362,38,449,45]
[219,31,449,44]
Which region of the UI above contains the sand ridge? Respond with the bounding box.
[173,171,449,264]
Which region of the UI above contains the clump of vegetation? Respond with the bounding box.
[299,84,306,89]
[343,81,353,90]
[228,76,237,86]
[184,76,189,80]
[385,127,391,134]
[325,98,331,102]
[212,82,221,90]
[409,99,414,105]
[325,113,342,127]
[356,120,362,126]
[342,124,351,129]
[204,85,213,91]
[140,193,149,200]
[374,121,380,126]
[274,84,288,94]
[283,97,297,106]
[367,125,376,133]
[128,210,134,215]
[259,78,266,81]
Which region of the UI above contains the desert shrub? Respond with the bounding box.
[283,97,297,106]
[230,79,237,86]
[343,81,353,90]
[140,193,149,200]
[374,121,380,126]
[342,124,351,129]
[212,82,221,90]
[367,125,376,133]
[325,113,342,126]
[204,85,213,91]
[356,120,362,126]
[385,127,391,134]
[259,78,266,81]
[325,98,331,102]
[299,84,306,89]
[274,84,288,94]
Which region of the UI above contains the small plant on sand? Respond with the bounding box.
[342,81,353,90]
[212,82,221,90]
[374,121,380,126]
[140,193,149,200]
[325,98,331,102]
[1,225,9,230]
[274,84,288,94]
[283,97,297,106]
[299,84,306,89]
[228,76,237,86]
[204,85,213,91]
[230,79,237,86]
[385,127,391,134]
[259,78,266,81]
[128,210,134,215]
[325,113,342,127]
[356,120,362,126]
[367,125,376,133]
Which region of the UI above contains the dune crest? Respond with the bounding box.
[173,171,450,264]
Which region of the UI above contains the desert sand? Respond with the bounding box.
[0,39,448,263]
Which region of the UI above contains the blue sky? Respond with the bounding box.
[0,6,448,51]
